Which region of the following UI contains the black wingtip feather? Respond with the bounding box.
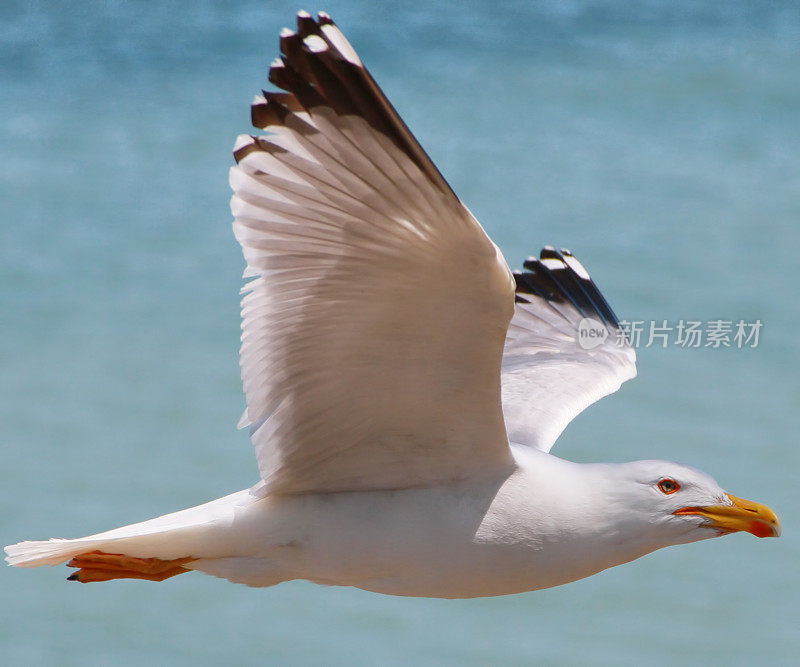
[538,248,606,322]
[251,98,289,129]
[241,12,454,197]
[296,11,323,38]
[515,248,624,332]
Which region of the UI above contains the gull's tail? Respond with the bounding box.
[5,489,255,582]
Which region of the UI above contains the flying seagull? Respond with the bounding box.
[5,11,779,598]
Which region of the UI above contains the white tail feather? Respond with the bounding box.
[5,489,256,568]
[5,539,95,568]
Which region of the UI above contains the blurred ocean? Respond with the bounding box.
[1,1,798,665]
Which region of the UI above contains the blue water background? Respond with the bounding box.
[1,1,798,664]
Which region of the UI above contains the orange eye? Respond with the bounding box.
[658,478,680,494]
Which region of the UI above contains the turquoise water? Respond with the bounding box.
[2,1,798,664]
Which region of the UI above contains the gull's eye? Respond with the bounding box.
[658,478,680,494]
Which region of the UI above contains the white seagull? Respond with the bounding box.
[5,11,779,598]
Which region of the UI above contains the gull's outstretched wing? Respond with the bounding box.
[502,247,637,452]
[232,12,516,496]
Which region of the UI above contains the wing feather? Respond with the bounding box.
[502,248,637,452]
[233,13,516,496]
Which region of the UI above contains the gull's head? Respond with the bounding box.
[597,460,781,547]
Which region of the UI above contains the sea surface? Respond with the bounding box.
[1,1,798,665]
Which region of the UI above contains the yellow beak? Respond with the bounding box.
[674,494,781,538]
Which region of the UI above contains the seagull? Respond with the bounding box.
[5,11,779,598]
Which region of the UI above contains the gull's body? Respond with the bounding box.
[7,448,725,597]
[5,12,779,596]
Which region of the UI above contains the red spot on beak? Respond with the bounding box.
[749,521,776,538]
